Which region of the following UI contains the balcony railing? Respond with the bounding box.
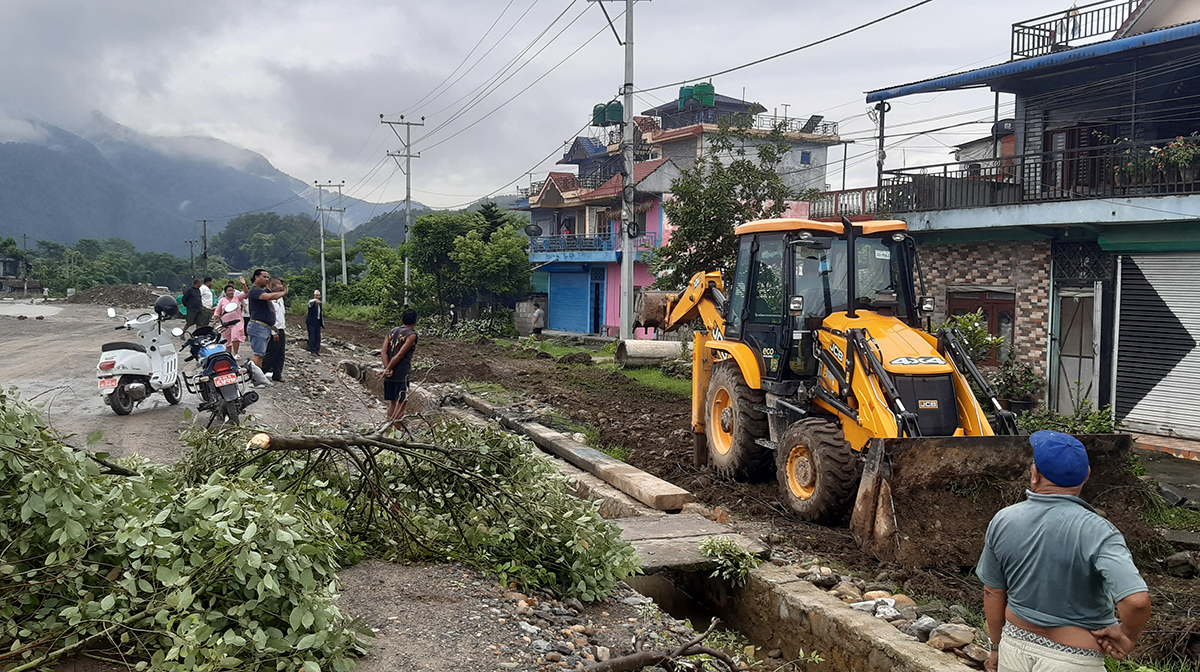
[518,180,545,197]
[654,109,838,136]
[529,232,660,254]
[881,137,1200,213]
[809,187,879,219]
[1012,0,1137,58]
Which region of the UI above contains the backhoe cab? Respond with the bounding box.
[635,217,1021,524]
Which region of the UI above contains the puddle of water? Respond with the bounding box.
[624,574,723,630]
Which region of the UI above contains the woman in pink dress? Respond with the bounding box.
[213,283,247,355]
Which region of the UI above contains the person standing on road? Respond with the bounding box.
[449,303,457,329]
[976,430,1151,672]
[246,269,287,374]
[263,279,288,382]
[213,283,247,356]
[306,290,323,355]
[531,302,544,335]
[182,279,204,330]
[199,276,215,325]
[381,308,418,427]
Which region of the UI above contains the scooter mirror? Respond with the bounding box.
[171,327,184,337]
[223,302,239,314]
[107,308,116,318]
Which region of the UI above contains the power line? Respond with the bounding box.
[417,7,620,154]
[399,0,520,115]
[634,0,937,94]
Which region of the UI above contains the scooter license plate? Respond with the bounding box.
[98,378,118,390]
[214,373,238,387]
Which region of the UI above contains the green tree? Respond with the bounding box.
[407,212,480,314]
[654,121,802,288]
[477,201,516,241]
[210,213,321,272]
[451,224,532,311]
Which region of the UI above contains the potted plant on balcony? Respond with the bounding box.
[1152,132,1200,184]
[989,354,1042,413]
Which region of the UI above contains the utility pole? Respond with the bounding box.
[619,0,636,341]
[382,114,424,306]
[196,219,209,277]
[21,233,27,294]
[316,181,348,291]
[314,182,328,303]
[592,0,642,340]
[840,139,856,191]
[184,239,197,279]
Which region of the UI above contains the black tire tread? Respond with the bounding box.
[706,361,769,480]
[163,378,183,405]
[774,418,858,523]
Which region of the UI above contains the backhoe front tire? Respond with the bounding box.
[705,361,769,480]
[775,418,858,523]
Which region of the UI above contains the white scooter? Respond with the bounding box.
[96,295,185,415]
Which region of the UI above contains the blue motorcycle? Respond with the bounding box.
[180,320,258,427]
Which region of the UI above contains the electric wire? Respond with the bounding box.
[397,0,519,116]
[634,0,938,95]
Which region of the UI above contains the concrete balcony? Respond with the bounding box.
[529,232,660,263]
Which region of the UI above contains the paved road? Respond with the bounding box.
[0,303,359,464]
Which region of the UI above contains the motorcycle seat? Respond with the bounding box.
[102,341,147,354]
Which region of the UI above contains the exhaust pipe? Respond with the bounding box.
[125,382,148,400]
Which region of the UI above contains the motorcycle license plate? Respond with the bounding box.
[214,373,238,387]
[98,378,118,390]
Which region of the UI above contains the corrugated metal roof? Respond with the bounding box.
[866,19,1200,103]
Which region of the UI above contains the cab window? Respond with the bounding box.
[724,236,753,338]
[749,234,785,324]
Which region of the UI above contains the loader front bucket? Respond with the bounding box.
[633,291,675,330]
[849,434,1140,567]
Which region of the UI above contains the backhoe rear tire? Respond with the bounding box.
[705,361,769,480]
[775,418,858,523]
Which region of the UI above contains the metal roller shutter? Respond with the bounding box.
[1115,254,1200,438]
[549,272,588,333]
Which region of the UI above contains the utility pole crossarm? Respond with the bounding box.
[381,114,424,307]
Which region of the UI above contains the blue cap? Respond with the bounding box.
[1030,430,1089,487]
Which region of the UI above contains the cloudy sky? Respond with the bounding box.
[1,0,1065,208]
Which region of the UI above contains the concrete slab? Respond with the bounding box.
[614,512,769,573]
[1136,447,1200,502]
[1164,529,1200,551]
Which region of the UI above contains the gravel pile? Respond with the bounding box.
[67,284,166,308]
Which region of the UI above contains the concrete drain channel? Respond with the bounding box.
[339,363,976,671]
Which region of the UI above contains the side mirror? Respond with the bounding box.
[224,302,239,314]
[788,295,805,315]
[172,327,184,338]
[919,296,935,314]
[107,308,116,318]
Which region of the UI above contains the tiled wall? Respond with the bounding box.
[918,240,1052,375]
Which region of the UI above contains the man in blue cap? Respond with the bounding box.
[976,430,1151,672]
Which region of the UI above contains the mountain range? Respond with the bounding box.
[0,113,426,255]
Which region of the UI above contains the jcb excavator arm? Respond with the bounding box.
[653,270,727,334]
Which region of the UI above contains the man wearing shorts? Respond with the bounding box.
[977,430,1151,672]
[381,308,418,426]
[245,269,288,373]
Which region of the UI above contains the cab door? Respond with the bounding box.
[742,234,787,381]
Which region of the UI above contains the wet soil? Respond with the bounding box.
[323,318,1200,662]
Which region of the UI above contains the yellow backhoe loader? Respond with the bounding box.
[635,217,1131,555]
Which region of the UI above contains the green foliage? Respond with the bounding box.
[451,225,533,308]
[698,536,761,587]
[407,212,480,313]
[1141,486,1200,531]
[0,388,365,672]
[612,365,693,398]
[1017,404,1121,434]
[210,212,324,273]
[934,309,1004,363]
[180,418,642,601]
[989,355,1043,401]
[654,120,802,289]
[28,238,213,293]
[1105,659,1200,672]
[422,312,518,339]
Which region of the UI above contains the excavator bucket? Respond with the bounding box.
[849,433,1139,567]
[632,291,675,330]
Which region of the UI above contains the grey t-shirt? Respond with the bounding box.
[976,491,1147,630]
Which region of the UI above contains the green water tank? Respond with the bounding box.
[605,100,624,125]
[694,82,715,107]
[679,85,694,110]
[592,103,607,126]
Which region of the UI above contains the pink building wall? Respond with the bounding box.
[604,262,657,339]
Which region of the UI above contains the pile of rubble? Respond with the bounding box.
[797,563,991,668]
[67,284,165,308]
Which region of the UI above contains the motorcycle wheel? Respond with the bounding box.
[110,385,134,416]
[163,377,184,405]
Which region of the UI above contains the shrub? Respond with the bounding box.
[934,309,1003,363]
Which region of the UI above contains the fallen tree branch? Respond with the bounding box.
[588,619,736,672]
[89,454,139,477]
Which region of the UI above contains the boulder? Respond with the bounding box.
[830,582,862,601]
[863,590,893,601]
[805,573,839,589]
[892,594,917,607]
[904,615,940,643]
[1166,551,1198,578]
[557,351,593,365]
[927,623,976,650]
[955,643,990,669]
